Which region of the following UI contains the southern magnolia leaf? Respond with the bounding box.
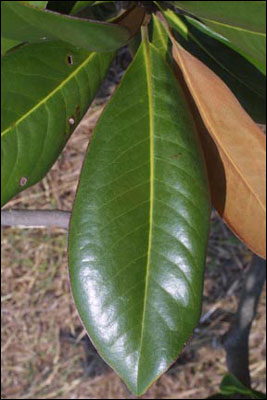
[162,10,266,124]
[1,41,114,206]
[171,37,266,259]
[171,1,266,31]
[68,40,210,395]
[172,1,266,74]
[150,14,170,57]
[1,1,130,52]
[182,15,265,97]
[165,10,266,98]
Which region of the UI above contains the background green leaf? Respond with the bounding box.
[171,1,266,31]
[20,1,48,8]
[1,1,130,52]
[220,374,266,399]
[207,374,266,398]
[1,41,114,206]
[70,1,95,15]
[170,1,266,74]
[155,11,266,123]
[183,16,266,98]
[72,1,119,22]
[69,39,210,395]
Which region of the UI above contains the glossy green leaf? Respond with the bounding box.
[68,39,210,395]
[171,1,266,74]
[1,41,114,206]
[160,10,266,123]
[1,1,130,52]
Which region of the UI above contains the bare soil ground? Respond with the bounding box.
[1,50,266,399]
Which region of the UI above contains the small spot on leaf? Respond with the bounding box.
[19,177,28,187]
[67,54,73,65]
[170,153,183,160]
[69,117,75,126]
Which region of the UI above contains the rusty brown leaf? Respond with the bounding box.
[115,5,145,39]
[171,35,266,259]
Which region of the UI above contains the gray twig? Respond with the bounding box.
[1,209,71,229]
[223,255,266,387]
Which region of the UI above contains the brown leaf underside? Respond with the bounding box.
[115,5,145,39]
[171,37,266,259]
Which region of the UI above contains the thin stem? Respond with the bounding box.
[1,209,71,229]
[141,24,149,41]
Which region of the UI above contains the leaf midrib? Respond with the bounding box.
[1,51,95,137]
[136,40,154,389]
